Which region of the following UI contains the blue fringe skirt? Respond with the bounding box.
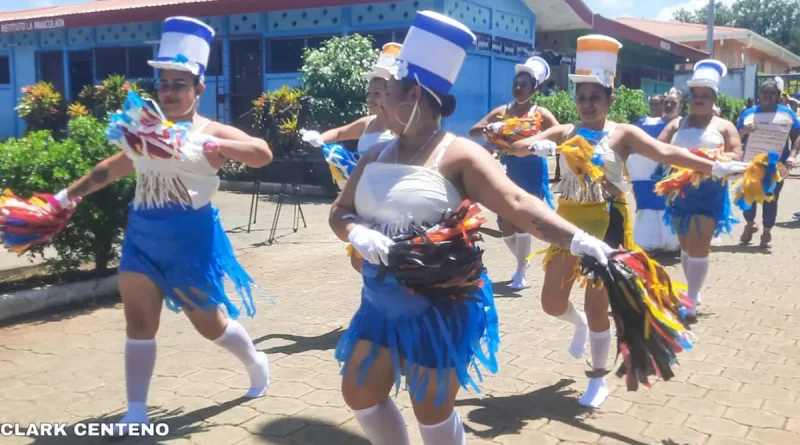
[502,154,554,208]
[119,203,261,319]
[335,262,499,406]
[664,177,738,237]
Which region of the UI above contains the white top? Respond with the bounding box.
[670,116,725,150]
[355,133,462,237]
[627,154,660,182]
[559,124,630,202]
[125,122,220,210]
[356,118,395,155]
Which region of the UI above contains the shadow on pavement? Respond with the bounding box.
[253,327,344,355]
[257,416,369,445]
[491,280,524,298]
[775,219,800,229]
[647,250,682,267]
[710,244,770,254]
[25,397,249,445]
[0,293,119,329]
[457,378,652,445]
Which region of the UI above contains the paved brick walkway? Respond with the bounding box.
[1,179,799,445]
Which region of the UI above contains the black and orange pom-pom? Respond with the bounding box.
[379,200,487,306]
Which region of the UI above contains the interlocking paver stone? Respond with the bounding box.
[3,180,800,444]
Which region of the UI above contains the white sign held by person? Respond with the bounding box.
[743,111,794,163]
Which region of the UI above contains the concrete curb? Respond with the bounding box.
[0,275,119,323]
[219,180,333,198]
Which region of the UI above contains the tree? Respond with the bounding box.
[672,0,800,56]
[672,4,735,26]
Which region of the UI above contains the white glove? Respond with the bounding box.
[47,189,79,213]
[570,230,615,267]
[300,129,324,147]
[485,122,504,134]
[711,160,747,178]
[186,132,220,153]
[348,224,395,265]
[529,140,557,157]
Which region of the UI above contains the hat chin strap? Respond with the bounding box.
[413,73,442,107]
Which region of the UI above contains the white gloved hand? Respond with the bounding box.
[348,224,395,265]
[485,122,504,134]
[529,140,557,157]
[186,132,220,153]
[47,189,76,213]
[711,160,747,178]
[570,230,615,267]
[300,129,324,147]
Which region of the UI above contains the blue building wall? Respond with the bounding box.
[0,0,537,140]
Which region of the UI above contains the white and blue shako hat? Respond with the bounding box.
[148,16,215,79]
[392,10,476,103]
[687,59,727,94]
[515,56,550,88]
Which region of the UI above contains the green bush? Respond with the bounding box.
[15,82,68,137]
[608,86,649,125]
[251,85,307,152]
[532,90,578,125]
[76,75,152,122]
[0,116,135,272]
[716,93,747,123]
[300,34,378,129]
[532,86,648,125]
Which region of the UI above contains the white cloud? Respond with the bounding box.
[656,0,736,21]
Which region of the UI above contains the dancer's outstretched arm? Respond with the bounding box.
[454,136,580,249]
[469,105,505,137]
[65,153,134,201]
[615,124,742,174]
[320,117,373,144]
[204,122,272,168]
[507,124,570,157]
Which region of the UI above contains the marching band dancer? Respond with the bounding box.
[48,17,273,432]
[511,38,746,408]
[331,14,618,443]
[469,56,559,290]
[628,94,679,252]
[301,43,400,273]
[658,60,743,316]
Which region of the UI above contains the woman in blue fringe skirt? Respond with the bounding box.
[48,17,273,433]
[329,11,617,444]
[658,60,743,318]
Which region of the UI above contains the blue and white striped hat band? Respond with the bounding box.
[149,16,215,77]
[687,59,727,93]
[393,11,476,96]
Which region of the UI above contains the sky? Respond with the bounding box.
[0,0,728,21]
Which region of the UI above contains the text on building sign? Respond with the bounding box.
[1,19,65,34]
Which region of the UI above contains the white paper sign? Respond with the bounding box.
[743,111,793,163]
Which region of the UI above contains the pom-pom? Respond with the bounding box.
[484,114,543,151]
[654,147,731,199]
[379,201,487,305]
[580,250,694,391]
[106,90,192,160]
[558,136,606,187]
[320,143,358,188]
[0,189,77,254]
[731,151,783,211]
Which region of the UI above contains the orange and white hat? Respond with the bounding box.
[569,35,622,88]
[364,42,402,81]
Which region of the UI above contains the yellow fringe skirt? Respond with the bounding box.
[535,196,637,288]
[346,244,362,259]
